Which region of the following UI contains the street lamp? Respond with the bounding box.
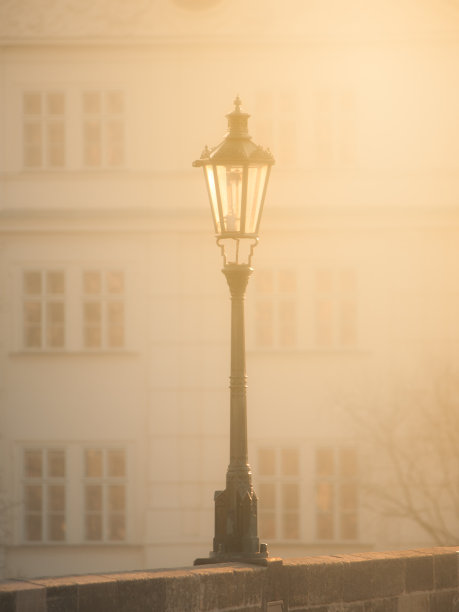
[193,97,274,564]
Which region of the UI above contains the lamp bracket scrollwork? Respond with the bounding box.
[216,237,259,267]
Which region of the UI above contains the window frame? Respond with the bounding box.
[314,445,359,542]
[22,90,66,170]
[313,267,358,350]
[313,88,357,169]
[252,267,298,350]
[83,447,128,543]
[81,269,126,351]
[254,90,299,168]
[82,90,126,169]
[256,446,301,542]
[22,447,67,544]
[21,269,66,351]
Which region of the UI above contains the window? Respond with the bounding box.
[257,447,300,540]
[23,448,66,542]
[82,270,125,349]
[84,448,127,542]
[314,268,357,348]
[314,90,356,167]
[254,269,297,348]
[20,444,131,545]
[315,446,358,541]
[19,267,128,352]
[22,270,65,350]
[21,88,127,170]
[23,91,65,168]
[82,91,125,168]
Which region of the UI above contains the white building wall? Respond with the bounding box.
[1,0,459,578]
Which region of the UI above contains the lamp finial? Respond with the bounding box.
[234,95,242,111]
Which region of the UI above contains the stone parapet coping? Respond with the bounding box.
[1,547,458,611]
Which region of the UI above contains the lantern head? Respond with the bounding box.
[193,96,275,244]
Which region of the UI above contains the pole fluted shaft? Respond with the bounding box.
[225,265,251,469]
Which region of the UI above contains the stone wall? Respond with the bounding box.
[1,547,458,611]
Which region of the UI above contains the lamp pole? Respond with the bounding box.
[193,98,274,564]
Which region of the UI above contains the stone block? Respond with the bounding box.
[0,580,46,612]
[342,554,404,602]
[430,589,459,612]
[163,571,200,611]
[433,551,458,589]
[74,574,118,612]
[0,591,15,612]
[405,554,433,593]
[46,584,78,612]
[398,593,430,612]
[342,605,365,612]
[31,576,79,612]
[114,572,169,612]
[284,560,308,608]
[286,556,343,607]
[363,597,397,611]
[16,586,46,612]
[307,557,344,606]
[196,565,263,611]
[0,581,23,612]
[263,561,287,608]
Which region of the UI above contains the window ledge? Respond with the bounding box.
[266,539,374,548]
[248,348,371,356]
[16,168,130,176]
[9,350,139,357]
[12,542,140,548]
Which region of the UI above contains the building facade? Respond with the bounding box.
[1,0,459,579]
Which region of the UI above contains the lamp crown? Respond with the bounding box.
[226,95,250,138]
[192,98,275,167]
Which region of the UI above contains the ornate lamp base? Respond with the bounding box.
[194,542,270,567]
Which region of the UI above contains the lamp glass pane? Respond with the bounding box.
[204,166,220,232]
[246,165,268,234]
[216,165,242,233]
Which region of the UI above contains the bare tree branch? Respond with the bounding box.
[348,369,459,546]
